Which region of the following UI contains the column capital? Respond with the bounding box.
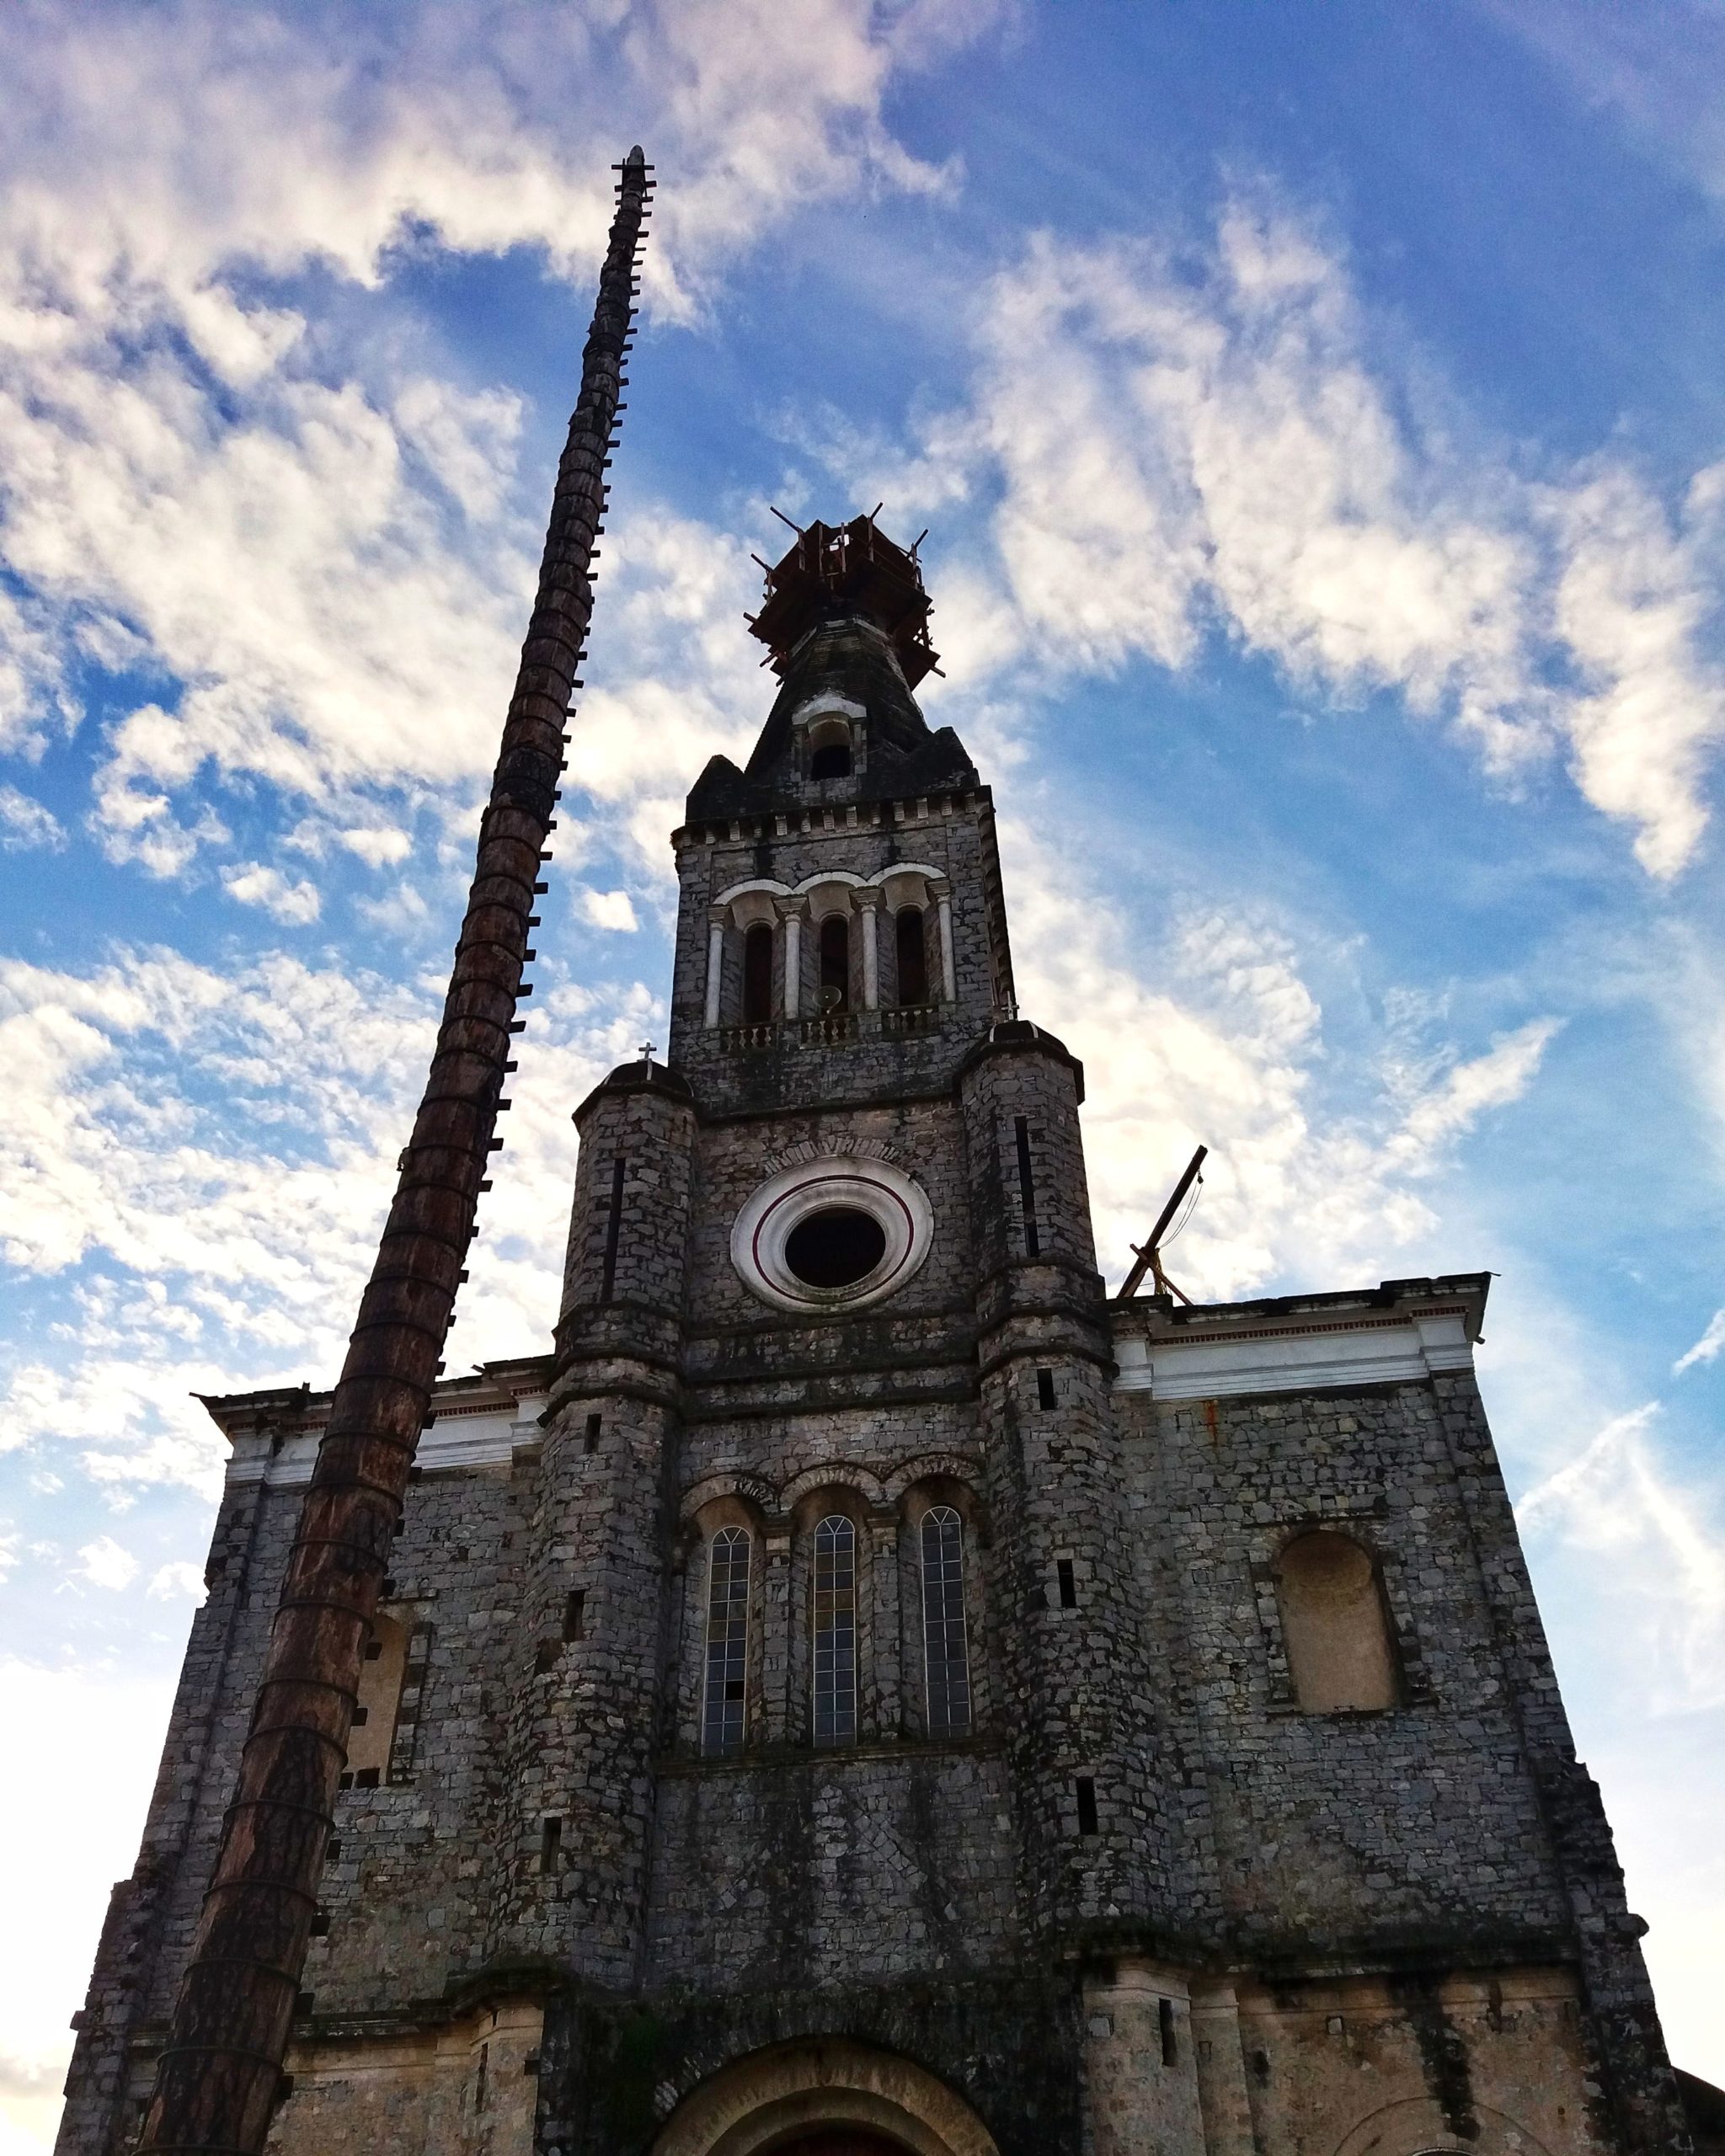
[773,894,809,921]
[852,886,885,911]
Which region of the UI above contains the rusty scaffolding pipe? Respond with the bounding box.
[136,147,654,2156]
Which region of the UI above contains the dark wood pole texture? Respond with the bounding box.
[136,146,654,2156]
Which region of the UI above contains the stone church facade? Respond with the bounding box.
[61,520,1693,2156]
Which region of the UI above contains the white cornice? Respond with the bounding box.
[227,1399,547,1491]
[1110,1308,1475,1402]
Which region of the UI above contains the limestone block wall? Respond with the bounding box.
[644,1749,1020,1991]
[1119,1376,1576,1960]
[57,1377,552,2156]
[958,1025,1178,1940]
[264,2003,542,2156]
[1227,1967,1618,2156]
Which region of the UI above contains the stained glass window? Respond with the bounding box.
[920,1506,971,1737]
[812,1514,857,1744]
[702,1527,750,1757]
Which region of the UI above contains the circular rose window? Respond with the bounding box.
[731,1157,934,1313]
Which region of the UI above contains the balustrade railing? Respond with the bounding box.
[714,1006,943,1053]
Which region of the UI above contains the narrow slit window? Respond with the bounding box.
[1057,1559,1077,1609]
[583,1412,601,1452]
[701,1528,750,1758]
[1160,1997,1177,2067]
[1036,1366,1056,1410]
[1014,1116,1041,1257]
[812,1514,857,1744]
[562,1590,586,1642]
[1076,1776,1099,1835]
[819,914,851,1013]
[895,905,928,1005]
[742,921,774,1024]
[600,1155,627,1303]
[920,1506,972,1737]
[539,1817,562,1874]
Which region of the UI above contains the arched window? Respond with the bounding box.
[812,1514,857,1744]
[808,716,853,780]
[895,905,928,1006]
[702,1527,751,1757]
[920,1506,970,1737]
[1274,1531,1402,1712]
[742,921,774,1024]
[819,914,850,1012]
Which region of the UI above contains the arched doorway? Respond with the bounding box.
[651,2035,998,2156]
[771,2137,911,2156]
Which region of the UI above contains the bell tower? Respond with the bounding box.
[670,513,1012,1092]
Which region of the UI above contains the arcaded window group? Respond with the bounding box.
[698,1505,974,1758]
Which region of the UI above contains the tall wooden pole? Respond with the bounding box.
[137,147,653,2156]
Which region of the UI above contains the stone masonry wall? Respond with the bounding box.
[1119,1379,1574,1963]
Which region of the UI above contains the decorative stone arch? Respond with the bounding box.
[863,862,954,1006]
[715,876,793,915]
[883,1453,985,1515]
[1331,2099,1551,2156]
[680,1472,778,1529]
[779,1464,889,1520]
[792,869,868,902]
[708,880,793,1027]
[651,2036,1000,2156]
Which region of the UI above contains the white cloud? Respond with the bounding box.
[75,1534,139,1591]
[0,939,658,1491]
[147,1560,207,1602]
[1003,821,1557,1297]
[222,862,323,924]
[812,204,1725,877]
[1519,1403,1725,1715]
[579,887,640,931]
[0,786,64,851]
[1674,1308,1725,1374]
[1547,464,1725,877]
[0,0,1006,889]
[0,1658,179,2152]
[1471,0,1725,208]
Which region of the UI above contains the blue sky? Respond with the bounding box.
[3,2,1725,2144]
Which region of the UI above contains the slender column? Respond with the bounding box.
[857,890,882,1011]
[761,1531,793,1748]
[932,877,957,1001]
[777,897,806,1020]
[136,148,654,2156]
[863,1517,899,1737]
[703,907,725,1027]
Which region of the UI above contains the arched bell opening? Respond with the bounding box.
[819,912,852,1013]
[742,921,776,1024]
[804,710,857,782]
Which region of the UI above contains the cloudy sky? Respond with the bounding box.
[4,1,1725,2144]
